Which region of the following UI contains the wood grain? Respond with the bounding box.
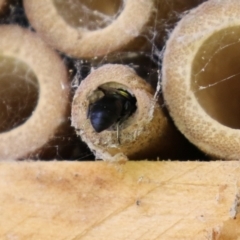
[0,161,239,240]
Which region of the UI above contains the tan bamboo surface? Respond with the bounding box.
[23,0,209,59]
[0,25,70,160]
[0,160,239,240]
[71,64,194,162]
[23,0,155,58]
[162,0,240,159]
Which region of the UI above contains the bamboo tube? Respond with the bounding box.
[23,0,155,58]
[162,0,240,159]
[0,25,69,160]
[72,64,196,161]
[23,0,206,58]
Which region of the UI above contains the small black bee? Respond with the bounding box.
[88,88,136,142]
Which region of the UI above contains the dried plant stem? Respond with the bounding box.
[0,25,69,160]
[162,0,240,159]
[72,64,189,161]
[24,0,155,58]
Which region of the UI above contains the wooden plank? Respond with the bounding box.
[0,161,239,240]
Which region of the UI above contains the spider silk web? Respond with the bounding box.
[0,0,215,161]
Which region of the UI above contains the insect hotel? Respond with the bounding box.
[0,0,239,239]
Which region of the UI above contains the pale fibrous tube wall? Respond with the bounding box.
[23,0,155,58]
[71,64,190,162]
[162,0,240,159]
[0,25,69,160]
[23,0,206,59]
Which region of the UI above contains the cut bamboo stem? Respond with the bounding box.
[162,0,240,159]
[0,25,69,160]
[72,64,195,161]
[23,0,155,58]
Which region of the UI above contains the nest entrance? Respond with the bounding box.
[0,56,39,133]
[191,26,240,129]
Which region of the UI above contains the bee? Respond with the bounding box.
[87,87,136,143]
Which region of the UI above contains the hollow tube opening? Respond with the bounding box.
[191,26,240,129]
[53,0,123,30]
[0,56,39,133]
